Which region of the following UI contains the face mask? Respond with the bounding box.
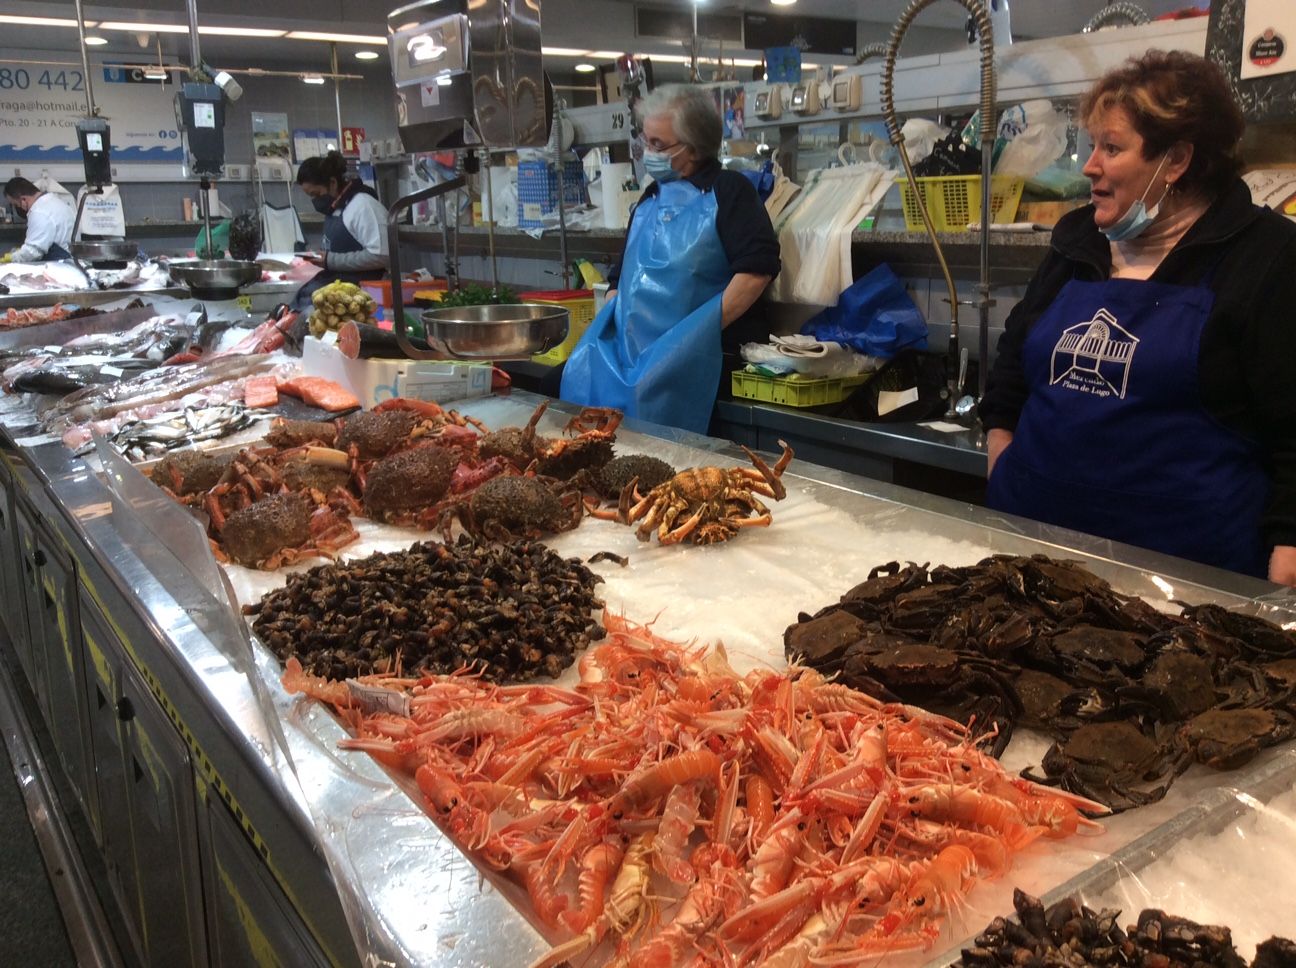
[1101,154,1171,243]
[311,195,335,215]
[643,148,681,183]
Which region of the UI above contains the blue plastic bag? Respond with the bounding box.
[738,160,776,202]
[800,263,928,358]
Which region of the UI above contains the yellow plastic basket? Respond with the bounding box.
[731,371,869,408]
[523,289,596,365]
[896,175,1025,231]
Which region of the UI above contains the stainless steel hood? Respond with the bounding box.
[388,0,550,151]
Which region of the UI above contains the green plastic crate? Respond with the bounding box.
[731,371,869,407]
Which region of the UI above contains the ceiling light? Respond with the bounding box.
[302,74,326,85]
[574,63,596,73]
[84,34,109,46]
[541,47,588,57]
[436,75,453,86]
[771,0,798,5]
[585,51,624,60]
[0,15,89,27]
[355,50,380,60]
[144,68,169,80]
[198,26,286,38]
[286,31,386,44]
[99,21,187,33]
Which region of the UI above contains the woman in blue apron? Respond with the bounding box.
[979,51,1296,584]
[561,85,780,434]
[294,151,389,308]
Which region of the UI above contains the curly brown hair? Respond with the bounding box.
[1081,49,1244,198]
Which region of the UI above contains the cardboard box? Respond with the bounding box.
[303,334,492,408]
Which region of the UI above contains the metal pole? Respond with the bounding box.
[483,150,499,291]
[185,0,202,69]
[978,137,993,400]
[331,43,344,146]
[199,177,214,260]
[72,0,97,116]
[553,109,571,290]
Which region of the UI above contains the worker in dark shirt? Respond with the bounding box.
[560,85,781,434]
[979,51,1296,584]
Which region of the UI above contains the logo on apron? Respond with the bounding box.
[1049,308,1139,399]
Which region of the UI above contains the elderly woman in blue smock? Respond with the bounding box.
[561,85,780,434]
[294,151,389,306]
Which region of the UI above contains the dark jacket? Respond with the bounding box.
[979,178,1296,547]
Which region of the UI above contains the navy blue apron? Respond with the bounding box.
[295,184,381,307]
[986,273,1269,576]
[561,178,730,434]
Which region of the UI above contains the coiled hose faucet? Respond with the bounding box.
[881,0,996,414]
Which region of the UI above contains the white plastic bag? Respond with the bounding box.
[75,185,127,237]
[34,171,75,206]
[899,119,947,167]
[993,99,1069,178]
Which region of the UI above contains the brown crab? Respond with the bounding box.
[1175,707,1296,771]
[215,493,358,570]
[438,474,584,541]
[601,440,794,546]
[1025,721,1173,812]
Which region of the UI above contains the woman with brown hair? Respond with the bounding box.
[979,49,1296,583]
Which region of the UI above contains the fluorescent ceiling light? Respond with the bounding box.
[541,47,589,57]
[0,15,92,27]
[355,50,380,60]
[771,0,797,6]
[144,68,169,80]
[286,31,386,44]
[199,26,286,37]
[586,51,624,59]
[574,63,596,73]
[99,21,187,33]
[436,75,453,86]
[84,34,109,46]
[302,74,326,84]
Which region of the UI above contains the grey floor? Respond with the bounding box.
[0,692,77,965]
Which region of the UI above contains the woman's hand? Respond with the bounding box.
[1269,545,1296,586]
[986,428,1013,478]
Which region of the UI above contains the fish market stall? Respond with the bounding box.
[2,379,1296,966]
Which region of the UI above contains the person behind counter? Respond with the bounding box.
[2,176,74,264]
[979,50,1296,585]
[294,151,388,305]
[559,84,781,434]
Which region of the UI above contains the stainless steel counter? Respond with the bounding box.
[1,388,1294,966]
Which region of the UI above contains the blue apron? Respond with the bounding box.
[561,178,730,434]
[295,188,379,307]
[48,242,71,261]
[986,273,1269,576]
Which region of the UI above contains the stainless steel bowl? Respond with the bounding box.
[71,239,139,267]
[167,259,262,300]
[420,303,569,360]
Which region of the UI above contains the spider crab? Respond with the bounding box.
[478,401,623,480]
[597,440,795,545]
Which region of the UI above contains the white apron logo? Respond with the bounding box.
[1049,308,1138,399]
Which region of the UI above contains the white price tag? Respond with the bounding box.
[345,680,412,717]
[43,345,63,354]
[101,365,124,379]
[877,386,919,417]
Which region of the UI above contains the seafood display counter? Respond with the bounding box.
[1,389,1295,967]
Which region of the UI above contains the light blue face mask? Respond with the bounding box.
[643,148,682,183]
[1101,153,1171,242]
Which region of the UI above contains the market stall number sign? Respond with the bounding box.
[0,52,182,162]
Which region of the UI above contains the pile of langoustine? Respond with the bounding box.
[282,614,1105,967]
[154,397,795,568]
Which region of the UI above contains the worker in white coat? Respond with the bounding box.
[3,176,75,263]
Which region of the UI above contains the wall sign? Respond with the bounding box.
[743,13,857,57]
[0,51,182,163]
[251,111,291,163]
[341,126,366,158]
[292,128,339,162]
[1207,0,1296,122]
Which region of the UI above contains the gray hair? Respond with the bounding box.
[640,85,722,161]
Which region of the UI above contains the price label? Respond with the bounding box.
[345,680,411,717]
[42,345,63,354]
[236,295,253,311]
[101,365,124,378]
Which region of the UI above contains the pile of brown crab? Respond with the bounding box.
[785,555,1296,812]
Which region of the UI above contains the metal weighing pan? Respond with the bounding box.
[168,259,262,301]
[420,303,568,360]
[71,239,139,268]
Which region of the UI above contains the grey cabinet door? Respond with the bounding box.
[0,460,23,643]
[12,500,48,707]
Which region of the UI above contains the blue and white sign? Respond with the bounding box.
[0,51,183,163]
